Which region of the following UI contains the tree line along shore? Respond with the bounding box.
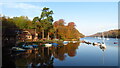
[1,7,85,46]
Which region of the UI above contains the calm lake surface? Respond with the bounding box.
[7,37,119,67]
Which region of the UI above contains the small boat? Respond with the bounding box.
[106,33,109,40]
[114,42,118,44]
[93,42,98,45]
[93,42,102,46]
[63,43,68,45]
[98,37,102,39]
[100,43,106,49]
[30,45,38,48]
[72,41,77,43]
[52,43,58,47]
[94,42,101,46]
[63,41,68,45]
[115,35,118,40]
[99,32,107,50]
[12,47,26,52]
[45,43,52,47]
[85,41,91,44]
[106,38,109,40]
[22,44,33,49]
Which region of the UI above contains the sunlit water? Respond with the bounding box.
[9,37,119,67]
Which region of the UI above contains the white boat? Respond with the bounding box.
[22,44,33,49]
[12,47,26,51]
[106,38,109,40]
[106,33,109,40]
[93,42,100,46]
[98,37,102,39]
[94,42,98,45]
[63,41,68,45]
[100,43,106,50]
[100,32,107,50]
[116,35,118,40]
[97,42,101,46]
[73,41,77,43]
[45,43,52,47]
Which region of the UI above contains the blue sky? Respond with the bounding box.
[0,2,118,36]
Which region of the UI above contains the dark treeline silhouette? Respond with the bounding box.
[1,16,17,68]
[2,16,19,47]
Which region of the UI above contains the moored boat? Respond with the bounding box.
[93,42,101,46]
[63,41,69,45]
[12,47,26,52]
[72,41,77,43]
[45,43,52,47]
[30,45,38,48]
[100,43,106,50]
[22,44,33,49]
[52,43,58,47]
[114,42,118,44]
[99,32,107,51]
[106,38,109,40]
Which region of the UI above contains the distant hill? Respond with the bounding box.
[87,29,120,38]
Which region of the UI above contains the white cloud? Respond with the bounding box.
[0,3,3,5]
[0,3,43,21]
[1,2,42,10]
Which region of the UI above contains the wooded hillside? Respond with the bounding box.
[88,29,120,38]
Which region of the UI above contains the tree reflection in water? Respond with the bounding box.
[12,42,80,68]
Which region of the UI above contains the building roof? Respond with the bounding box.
[18,29,38,36]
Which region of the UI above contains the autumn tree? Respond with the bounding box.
[53,19,84,40]
[53,19,66,39]
[68,22,76,28]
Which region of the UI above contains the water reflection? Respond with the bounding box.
[82,40,106,65]
[10,42,80,67]
[3,37,118,67]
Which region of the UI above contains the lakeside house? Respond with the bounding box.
[17,29,38,41]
